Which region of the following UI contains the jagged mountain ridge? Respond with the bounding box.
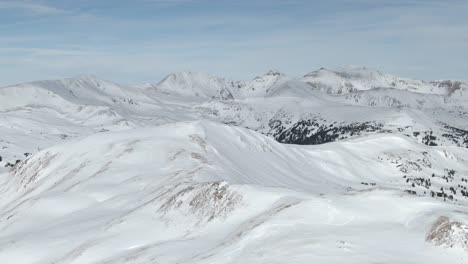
[138,66,467,99]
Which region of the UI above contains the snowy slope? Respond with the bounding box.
[1,121,468,263]
[0,75,196,166]
[1,75,157,109]
[431,80,468,96]
[1,67,468,263]
[239,70,287,98]
[142,72,244,100]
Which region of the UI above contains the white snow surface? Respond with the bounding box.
[1,67,468,263]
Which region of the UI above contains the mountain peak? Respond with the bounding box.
[265,70,285,77]
[148,71,237,100]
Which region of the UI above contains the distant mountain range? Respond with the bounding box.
[1,66,468,263]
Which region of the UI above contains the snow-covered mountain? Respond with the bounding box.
[1,67,468,263]
[240,70,287,98]
[301,66,449,95]
[142,72,244,100]
[140,70,289,100]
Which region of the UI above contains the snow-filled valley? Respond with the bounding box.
[1,66,468,263]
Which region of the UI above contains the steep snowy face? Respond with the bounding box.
[301,66,446,95]
[239,70,287,97]
[143,72,242,100]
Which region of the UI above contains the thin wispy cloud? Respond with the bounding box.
[0,1,65,15]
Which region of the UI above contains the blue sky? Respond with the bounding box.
[0,0,467,85]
